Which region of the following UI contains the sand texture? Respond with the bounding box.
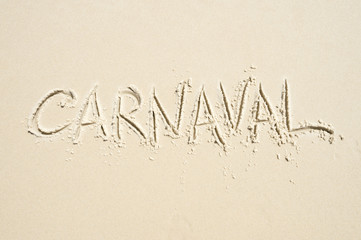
[1,1,361,239]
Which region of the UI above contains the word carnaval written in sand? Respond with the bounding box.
[27,77,338,151]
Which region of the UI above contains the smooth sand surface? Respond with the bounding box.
[1,1,361,239]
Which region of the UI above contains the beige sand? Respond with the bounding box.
[1,1,361,239]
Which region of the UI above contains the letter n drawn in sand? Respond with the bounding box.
[149,81,188,146]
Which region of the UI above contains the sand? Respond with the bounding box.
[1,1,361,239]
